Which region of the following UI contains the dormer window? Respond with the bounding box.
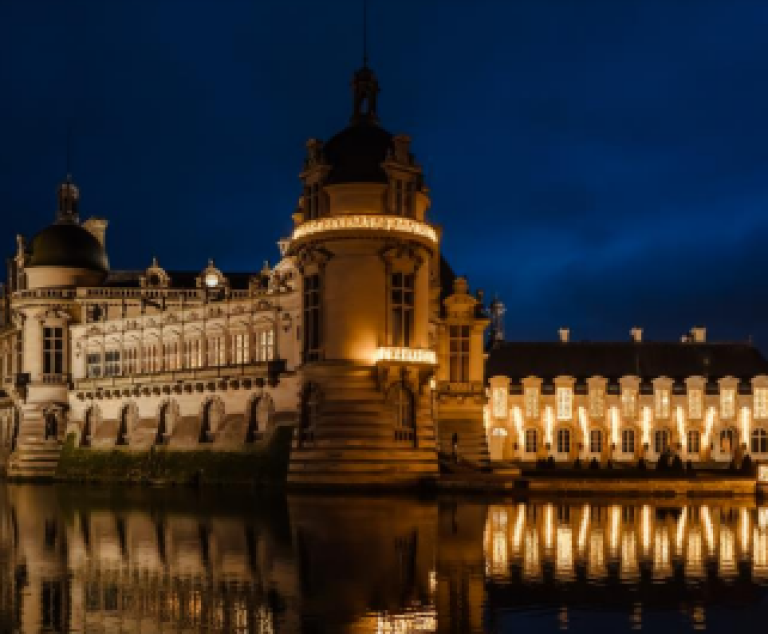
[392,179,415,217]
[304,183,322,220]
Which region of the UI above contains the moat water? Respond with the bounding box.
[1,486,766,633]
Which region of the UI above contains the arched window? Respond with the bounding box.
[81,408,97,448]
[751,428,768,454]
[654,429,670,454]
[525,429,538,454]
[156,401,177,446]
[255,327,275,362]
[557,428,570,454]
[247,394,275,443]
[589,429,602,454]
[389,383,416,445]
[200,399,224,444]
[720,428,737,453]
[687,430,701,454]
[299,383,320,446]
[621,428,635,454]
[117,404,136,446]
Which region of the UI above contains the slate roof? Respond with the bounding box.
[486,341,768,386]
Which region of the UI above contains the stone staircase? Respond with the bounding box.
[7,409,63,480]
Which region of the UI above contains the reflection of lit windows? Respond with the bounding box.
[689,389,703,420]
[524,387,539,419]
[721,388,736,419]
[655,389,670,419]
[621,388,636,418]
[556,387,573,421]
[492,387,508,419]
[589,387,605,418]
[756,388,768,419]
[525,429,538,454]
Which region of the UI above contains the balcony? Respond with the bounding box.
[290,214,439,249]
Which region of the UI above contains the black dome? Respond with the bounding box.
[324,122,393,185]
[28,223,109,272]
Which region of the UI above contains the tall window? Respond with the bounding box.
[142,344,160,373]
[390,383,416,445]
[255,328,275,362]
[124,347,138,375]
[621,388,637,418]
[751,428,768,454]
[556,387,572,421]
[42,327,64,375]
[104,350,121,377]
[449,325,470,383]
[207,336,225,367]
[655,389,670,419]
[86,352,101,379]
[393,179,415,217]
[590,429,602,454]
[721,388,736,419]
[525,429,538,454]
[304,183,321,220]
[524,387,539,419]
[303,274,322,362]
[491,387,507,419]
[654,429,670,454]
[232,333,249,365]
[687,430,701,454]
[688,388,703,419]
[589,387,604,418]
[557,428,571,454]
[391,272,414,347]
[621,428,635,454]
[755,388,768,419]
[184,339,203,369]
[163,342,180,371]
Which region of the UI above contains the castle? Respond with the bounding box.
[1,59,767,484]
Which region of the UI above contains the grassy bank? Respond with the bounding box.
[55,425,294,486]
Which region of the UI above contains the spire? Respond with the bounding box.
[56,174,80,224]
[351,0,379,124]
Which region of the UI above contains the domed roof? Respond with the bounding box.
[28,222,109,272]
[324,122,393,185]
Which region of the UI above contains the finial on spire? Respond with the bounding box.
[363,0,369,68]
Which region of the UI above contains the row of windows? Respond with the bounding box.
[85,331,275,378]
[519,427,768,455]
[518,386,768,421]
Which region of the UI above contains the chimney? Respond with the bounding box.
[690,326,706,343]
[630,327,643,343]
[83,217,108,248]
[558,327,570,343]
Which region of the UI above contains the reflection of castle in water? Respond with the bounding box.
[2,488,768,632]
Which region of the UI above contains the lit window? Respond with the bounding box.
[492,387,507,419]
[622,428,635,454]
[255,328,275,362]
[86,352,101,378]
[590,429,602,453]
[232,333,249,365]
[621,388,636,418]
[124,347,138,375]
[589,387,604,418]
[755,388,768,419]
[654,429,669,454]
[525,429,538,453]
[391,272,415,348]
[42,327,64,375]
[688,388,703,420]
[687,430,700,454]
[557,428,571,454]
[449,325,470,383]
[524,387,539,419]
[207,336,225,367]
[104,350,121,377]
[184,339,203,369]
[655,389,670,419]
[721,388,736,419]
[162,342,180,371]
[556,387,572,421]
[751,428,768,454]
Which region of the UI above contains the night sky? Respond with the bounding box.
[2,0,768,348]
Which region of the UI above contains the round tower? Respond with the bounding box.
[287,65,441,486]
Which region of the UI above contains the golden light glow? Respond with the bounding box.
[492,387,508,419]
[577,504,590,554]
[609,505,621,554]
[759,465,768,483]
[641,406,652,447]
[544,406,554,447]
[292,214,439,244]
[578,406,589,448]
[702,505,715,555]
[676,507,687,556]
[375,347,437,365]
[610,406,620,446]
[741,406,751,447]
[641,505,652,554]
[703,406,716,447]
[512,406,524,454]
[676,406,686,452]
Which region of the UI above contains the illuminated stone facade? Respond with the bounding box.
[0,61,490,483]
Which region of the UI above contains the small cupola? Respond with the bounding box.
[56,175,80,224]
[351,65,380,125]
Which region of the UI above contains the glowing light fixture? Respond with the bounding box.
[544,406,554,446]
[512,406,524,452]
[641,406,652,447]
[292,214,439,244]
[703,406,715,447]
[741,406,751,447]
[759,464,768,483]
[676,406,686,452]
[610,406,620,446]
[375,347,436,365]
[578,406,589,447]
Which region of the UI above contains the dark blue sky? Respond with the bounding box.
[2,0,768,347]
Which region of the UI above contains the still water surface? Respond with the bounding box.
[2,486,767,633]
